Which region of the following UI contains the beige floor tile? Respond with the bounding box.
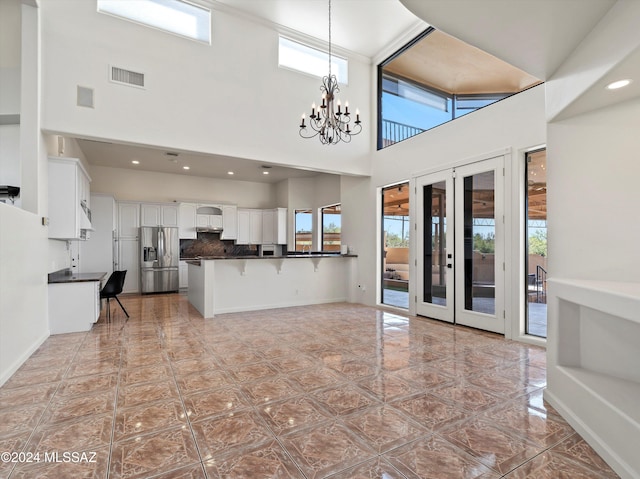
[281,421,377,478]
[110,426,200,479]
[0,295,621,479]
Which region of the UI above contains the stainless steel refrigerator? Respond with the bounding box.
[140,226,179,293]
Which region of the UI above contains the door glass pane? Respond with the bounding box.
[463,171,495,314]
[423,181,447,306]
[382,183,409,308]
[526,150,547,337]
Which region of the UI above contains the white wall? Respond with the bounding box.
[342,85,546,313]
[0,1,53,385]
[548,99,640,281]
[0,200,49,385]
[0,0,21,115]
[89,165,276,207]
[39,1,372,177]
[542,4,640,474]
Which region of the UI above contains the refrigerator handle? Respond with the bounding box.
[157,228,165,264]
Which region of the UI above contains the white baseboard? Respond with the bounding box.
[212,297,349,316]
[544,388,636,479]
[0,331,50,387]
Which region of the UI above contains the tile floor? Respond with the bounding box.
[0,294,619,478]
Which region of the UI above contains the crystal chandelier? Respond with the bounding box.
[299,0,362,145]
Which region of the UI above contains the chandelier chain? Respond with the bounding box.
[328,0,332,78]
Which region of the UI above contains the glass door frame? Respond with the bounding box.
[454,157,505,334]
[413,156,505,334]
[415,170,454,322]
[380,182,410,309]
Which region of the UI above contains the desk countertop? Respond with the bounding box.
[48,270,107,284]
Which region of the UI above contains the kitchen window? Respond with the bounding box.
[321,204,341,252]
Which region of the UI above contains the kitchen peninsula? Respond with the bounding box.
[187,254,356,318]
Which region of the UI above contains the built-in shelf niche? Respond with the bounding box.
[546,278,640,478]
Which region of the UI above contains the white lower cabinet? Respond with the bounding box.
[179,261,189,289]
[48,281,101,334]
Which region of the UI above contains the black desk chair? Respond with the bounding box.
[100,270,129,321]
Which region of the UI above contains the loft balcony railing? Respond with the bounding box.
[381,119,425,147]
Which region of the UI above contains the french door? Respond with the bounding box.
[416,157,505,334]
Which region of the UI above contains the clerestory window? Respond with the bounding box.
[97,0,211,44]
[279,36,348,84]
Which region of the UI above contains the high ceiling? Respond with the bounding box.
[385,29,540,95]
[75,0,622,181]
[211,0,425,59]
[76,0,426,182]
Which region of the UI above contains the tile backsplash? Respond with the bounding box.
[180,232,257,258]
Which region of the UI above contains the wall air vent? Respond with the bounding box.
[110,66,145,88]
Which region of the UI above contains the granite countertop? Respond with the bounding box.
[48,269,108,284]
[187,254,357,266]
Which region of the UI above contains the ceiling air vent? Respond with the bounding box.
[110,66,145,88]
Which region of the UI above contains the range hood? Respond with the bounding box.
[195,205,223,233]
[196,226,223,233]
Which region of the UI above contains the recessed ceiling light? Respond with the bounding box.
[227,171,234,175]
[131,160,140,164]
[606,79,632,90]
[183,166,190,170]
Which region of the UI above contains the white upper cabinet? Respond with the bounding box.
[249,209,263,244]
[262,208,287,245]
[236,209,251,244]
[117,202,140,239]
[161,205,179,226]
[140,203,179,227]
[48,157,92,240]
[179,203,197,239]
[262,209,275,245]
[220,204,238,240]
[237,208,286,245]
[141,204,161,227]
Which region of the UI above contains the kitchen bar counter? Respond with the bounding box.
[48,269,107,284]
[186,253,356,266]
[188,255,357,318]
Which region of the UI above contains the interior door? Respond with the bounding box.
[416,171,454,322]
[415,156,504,333]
